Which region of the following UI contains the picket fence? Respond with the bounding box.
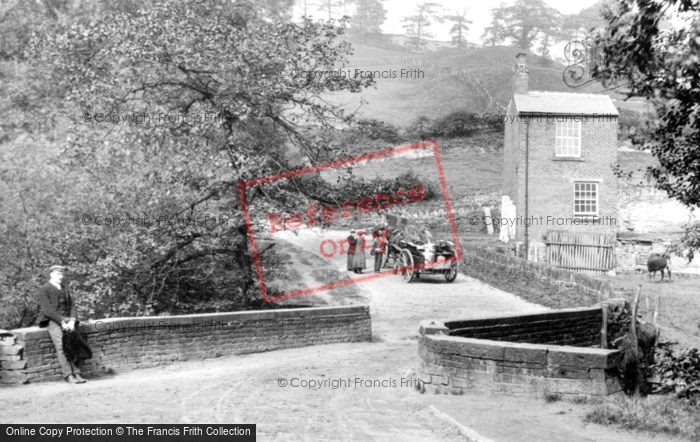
[545,230,616,276]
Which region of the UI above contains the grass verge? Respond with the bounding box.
[584,394,700,440]
[458,246,599,309]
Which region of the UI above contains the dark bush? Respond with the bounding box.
[618,108,653,140]
[652,342,700,405]
[356,119,403,143]
[334,170,438,204]
[430,111,482,137]
[406,111,504,140]
[405,115,433,140]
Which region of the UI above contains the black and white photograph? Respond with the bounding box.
[1,0,699,440]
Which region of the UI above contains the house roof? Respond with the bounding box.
[512,91,619,116]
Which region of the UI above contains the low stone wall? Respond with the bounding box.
[615,237,700,276]
[1,306,371,384]
[447,307,602,347]
[417,310,622,397]
[461,247,616,306]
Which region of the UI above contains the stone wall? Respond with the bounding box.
[461,246,616,304]
[0,306,371,384]
[0,330,25,384]
[618,185,697,234]
[615,237,700,276]
[417,313,622,397]
[446,307,602,347]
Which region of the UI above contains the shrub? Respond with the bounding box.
[356,119,403,143]
[405,115,433,140]
[430,111,478,138]
[617,108,653,140]
[333,170,438,204]
[405,112,504,140]
[651,342,700,406]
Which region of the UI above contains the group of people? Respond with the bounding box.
[346,225,391,274]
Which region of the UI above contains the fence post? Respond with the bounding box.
[600,305,608,349]
[484,207,494,235]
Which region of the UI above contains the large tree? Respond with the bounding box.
[483,0,560,51]
[561,1,609,41]
[594,0,700,260]
[349,0,388,43]
[401,2,444,53]
[316,0,344,19]
[1,0,374,327]
[445,6,473,48]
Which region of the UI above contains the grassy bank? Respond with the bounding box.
[584,395,700,441]
[458,244,602,309]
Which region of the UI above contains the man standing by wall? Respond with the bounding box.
[36,265,86,384]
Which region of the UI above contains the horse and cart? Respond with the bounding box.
[376,215,459,283]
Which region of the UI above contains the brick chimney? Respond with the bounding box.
[512,53,529,95]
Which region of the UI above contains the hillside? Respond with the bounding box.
[327,41,494,127]
[423,46,628,104]
[323,40,657,199]
[329,41,648,130]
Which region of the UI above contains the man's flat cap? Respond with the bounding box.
[49,265,66,273]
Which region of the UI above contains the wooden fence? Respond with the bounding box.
[545,230,616,275]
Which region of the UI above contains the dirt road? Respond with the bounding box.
[0,228,683,442]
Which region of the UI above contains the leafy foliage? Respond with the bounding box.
[652,342,700,406]
[336,171,438,204]
[617,108,654,140]
[405,112,503,140]
[444,7,473,49]
[482,0,561,51]
[401,2,444,53]
[605,302,658,396]
[355,119,403,143]
[0,0,375,328]
[560,1,608,41]
[594,0,700,261]
[348,0,388,44]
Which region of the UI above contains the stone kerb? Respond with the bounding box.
[1,306,372,385]
[417,314,622,397]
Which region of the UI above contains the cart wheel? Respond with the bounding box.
[399,249,415,283]
[445,259,458,282]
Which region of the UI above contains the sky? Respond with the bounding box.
[295,0,602,44]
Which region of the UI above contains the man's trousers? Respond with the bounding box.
[374,252,384,272]
[47,322,81,379]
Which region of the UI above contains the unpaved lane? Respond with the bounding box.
[1,228,675,442]
[273,228,548,343]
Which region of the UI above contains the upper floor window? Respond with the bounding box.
[555,121,581,157]
[574,182,598,216]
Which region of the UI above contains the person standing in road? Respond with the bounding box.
[353,230,367,273]
[347,230,358,273]
[371,229,388,272]
[36,265,86,384]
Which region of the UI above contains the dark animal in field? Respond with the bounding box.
[647,253,671,282]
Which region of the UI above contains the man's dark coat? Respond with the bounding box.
[36,282,77,327]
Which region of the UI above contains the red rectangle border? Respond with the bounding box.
[239,140,462,303]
